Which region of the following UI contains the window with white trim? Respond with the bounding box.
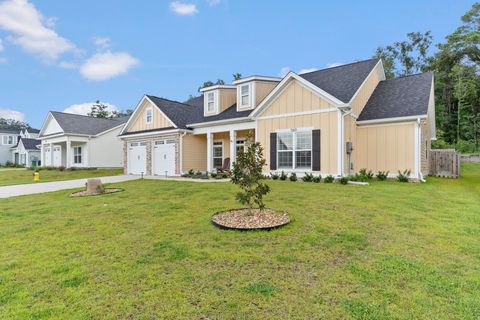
[236,138,246,154]
[213,141,223,168]
[207,92,215,112]
[73,146,82,164]
[240,84,250,107]
[2,135,15,145]
[277,131,312,169]
[146,108,153,124]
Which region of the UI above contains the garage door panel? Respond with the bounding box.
[128,142,147,174]
[153,140,175,176]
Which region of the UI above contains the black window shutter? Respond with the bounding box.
[270,132,277,170]
[312,129,321,171]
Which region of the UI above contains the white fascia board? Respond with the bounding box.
[357,115,427,126]
[233,76,281,85]
[199,85,236,92]
[250,72,348,118]
[39,112,65,137]
[119,129,190,139]
[193,121,256,135]
[94,123,126,137]
[187,117,253,128]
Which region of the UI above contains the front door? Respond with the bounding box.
[152,140,176,176]
[44,147,51,166]
[128,142,147,174]
[53,146,62,167]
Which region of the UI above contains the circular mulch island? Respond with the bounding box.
[69,188,123,197]
[212,208,290,230]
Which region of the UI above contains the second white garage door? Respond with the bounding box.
[152,140,176,176]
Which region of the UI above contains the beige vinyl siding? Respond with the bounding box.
[182,134,207,172]
[261,81,334,117]
[128,100,174,132]
[255,81,278,106]
[219,88,236,113]
[350,61,383,117]
[356,122,415,173]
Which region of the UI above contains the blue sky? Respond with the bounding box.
[0,0,474,128]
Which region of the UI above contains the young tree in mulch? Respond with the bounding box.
[231,135,271,214]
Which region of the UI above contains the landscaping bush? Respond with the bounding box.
[312,175,321,183]
[340,176,349,185]
[210,172,218,178]
[279,171,288,181]
[271,172,279,180]
[289,172,297,182]
[397,170,411,182]
[376,171,389,181]
[302,172,314,182]
[324,175,335,183]
[188,169,195,175]
[68,167,77,171]
[58,166,66,171]
[359,168,374,180]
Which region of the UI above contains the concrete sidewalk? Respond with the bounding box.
[0,175,140,199]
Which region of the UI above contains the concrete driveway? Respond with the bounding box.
[0,175,140,199]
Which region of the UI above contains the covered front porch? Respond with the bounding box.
[41,136,89,168]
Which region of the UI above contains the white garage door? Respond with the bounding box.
[152,139,176,176]
[128,142,147,175]
[44,147,51,166]
[53,146,62,167]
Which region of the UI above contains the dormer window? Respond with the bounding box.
[240,84,250,107]
[146,108,153,124]
[207,92,215,112]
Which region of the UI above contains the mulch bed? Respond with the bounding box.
[69,188,123,197]
[212,208,290,230]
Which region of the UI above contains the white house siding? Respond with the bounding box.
[88,126,124,168]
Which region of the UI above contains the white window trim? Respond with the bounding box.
[205,90,219,115]
[237,82,255,110]
[73,146,82,164]
[235,137,246,154]
[276,129,313,171]
[146,107,153,124]
[212,140,224,168]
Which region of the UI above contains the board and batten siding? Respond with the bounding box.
[350,61,384,117]
[128,99,174,133]
[256,80,339,174]
[219,88,237,113]
[255,81,278,106]
[182,134,207,172]
[355,122,415,173]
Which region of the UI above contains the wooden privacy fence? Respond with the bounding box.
[429,149,460,178]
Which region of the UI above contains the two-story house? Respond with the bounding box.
[1,128,41,166]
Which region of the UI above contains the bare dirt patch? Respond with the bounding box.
[69,188,123,197]
[212,208,290,230]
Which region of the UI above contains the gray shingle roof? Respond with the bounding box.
[357,72,433,121]
[49,112,129,136]
[300,58,380,103]
[20,138,40,150]
[0,128,21,134]
[27,128,40,133]
[187,103,251,124]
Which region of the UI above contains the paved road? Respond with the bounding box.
[0,175,140,199]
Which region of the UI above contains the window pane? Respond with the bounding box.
[278,151,293,168]
[241,95,249,106]
[208,102,214,111]
[296,131,311,150]
[241,85,249,95]
[213,158,223,167]
[277,133,293,150]
[295,150,311,169]
[213,147,222,157]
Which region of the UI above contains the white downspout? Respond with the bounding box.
[416,118,425,182]
[180,131,187,175]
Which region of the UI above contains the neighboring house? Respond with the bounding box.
[38,112,129,168]
[119,58,436,180]
[0,128,41,166]
[11,138,41,167]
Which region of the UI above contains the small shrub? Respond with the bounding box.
[69,167,76,171]
[279,171,288,181]
[313,175,321,183]
[271,172,279,180]
[302,172,314,182]
[58,166,66,172]
[340,176,349,185]
[45,166,54,170]
[289,172,297,182]
[359,168,374,180]
[188,169,195,175]
[376,171,389,181]
[324,175,335,183]
[210,172,217,178]
[397,170,411,182]
[195,170,202,176]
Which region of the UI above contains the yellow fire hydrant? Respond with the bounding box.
[33,172,40,182]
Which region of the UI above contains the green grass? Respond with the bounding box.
[0,168,124,186]
[0,163,479,319]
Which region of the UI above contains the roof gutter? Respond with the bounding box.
[357,115,427,126]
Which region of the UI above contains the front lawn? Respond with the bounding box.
[0,164,479,319]
[0,168,124,187]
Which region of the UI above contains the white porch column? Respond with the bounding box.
[66,138,71,168]
[40,143,44,166]
[229,129,236,165]
[207,132,213,173]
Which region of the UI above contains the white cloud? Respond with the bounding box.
[0,108,25,121]
[206,0,221,5]
[298,68,318,74]
[59,61,77,69]
[326,62,344,68]
[279,66,290,77]
[0,39,4,52]
[0,0,76,62]
[79,51,139,81]
[63,102,119,116]
[92,36,111,50]
[170,1,198,15]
